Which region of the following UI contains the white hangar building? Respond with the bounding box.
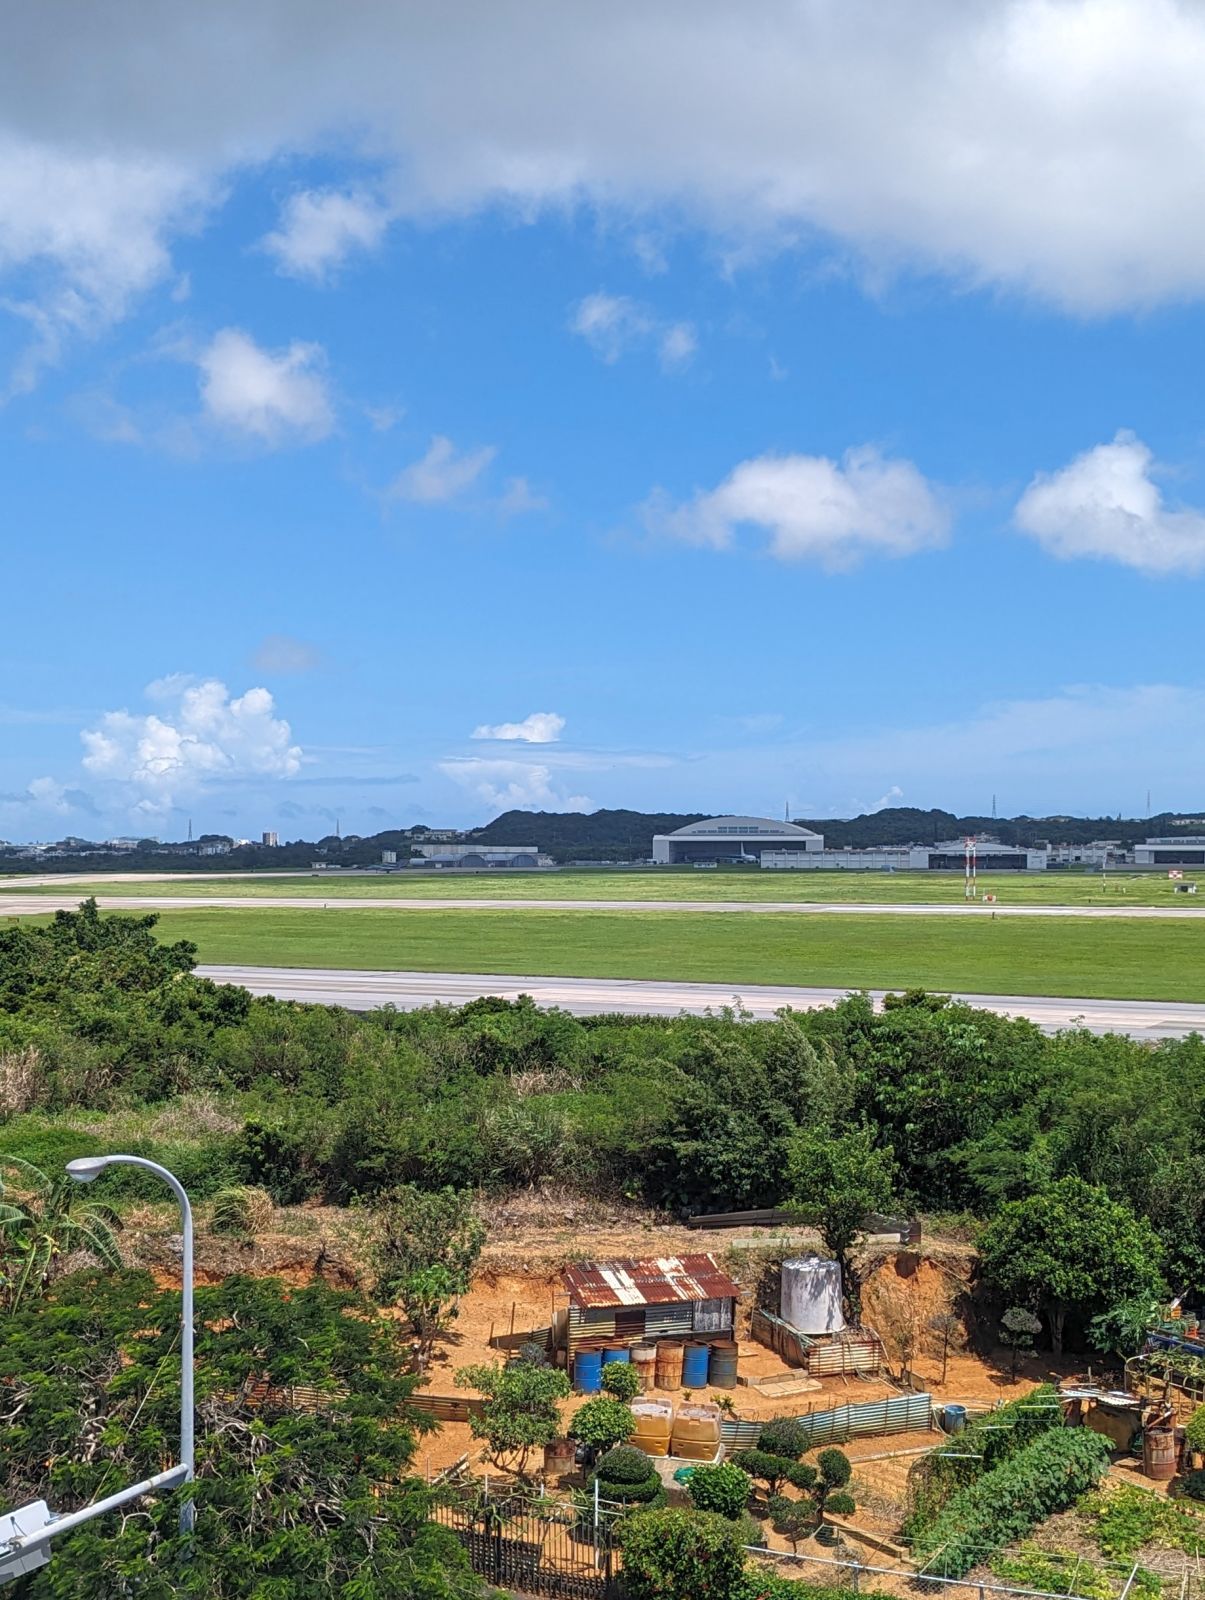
[652,816,825,865]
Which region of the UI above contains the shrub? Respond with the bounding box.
[621,1507,746,1600]
[757,1418,810,1460]
[732,1449,798,1496]
[569,1397,636,1455]
[824,1492,855,1517]
[912,1428,1111,1578]
[767,1494,814,1550]
[687,1461,752,1520]
[815,1449,851,1491]
[208,1185,274,1236]
[1082,1483,1205,1559]
[597,1446,656,1485]
[1180,1470,1205,1504]
[602,1359,641,1401]
[1186,1405,1205,1455]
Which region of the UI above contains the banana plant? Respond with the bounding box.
[0,1157,122,1313]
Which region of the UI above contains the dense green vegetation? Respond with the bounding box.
[2,905,1202,1323]
[0,1268,480,1598]
[71,901,1205,1003]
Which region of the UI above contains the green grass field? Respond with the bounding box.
[6,865,1204,908]
[140,905,1205,1001]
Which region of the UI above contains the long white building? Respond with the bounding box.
[652,816,824,864]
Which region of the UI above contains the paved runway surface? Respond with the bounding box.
[196,963,1205,1038]
[5,892,1205,920]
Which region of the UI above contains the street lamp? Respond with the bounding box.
[65,1156,195,1535]
[0,1156,196,1583]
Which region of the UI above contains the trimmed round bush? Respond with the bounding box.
[758,1418,810,1460]
[597,1446,656,1485]
[687,1461,752,1520]
[602,1360,642,1401]
[620,1508,745,1600]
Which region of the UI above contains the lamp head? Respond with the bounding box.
[65,1156,111,1184]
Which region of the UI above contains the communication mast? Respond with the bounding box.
[964,836,977,900]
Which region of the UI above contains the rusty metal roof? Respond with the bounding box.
[562,1254,740,1309]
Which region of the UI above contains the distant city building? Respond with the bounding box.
[197,840,232,857]
[262,831,279,847]
[652,816,824,865]
[763,836,1047,872]
[1047,840,1130,866]
[410,841,540,868]
[1134,836,1205,867]
[381,849,397,864]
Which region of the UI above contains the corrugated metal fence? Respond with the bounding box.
[721,1392,932,1452]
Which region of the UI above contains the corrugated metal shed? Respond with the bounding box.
[562,1255,740,1310]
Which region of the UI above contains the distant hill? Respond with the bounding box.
[5,805,1204,874]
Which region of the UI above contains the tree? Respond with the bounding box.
[372,1184,485,1367]
[732,1449,798,1498]
[786,1125,896,1320]
[999,1306,1042,1381]
[602,1359,642,1401]
[0,1158,121,1312]
[0,1268,481,1599]
[757,1418,811,1461]
[1088,1295,1162,1359]
[621,1507,746,1600]
[686,1461,752,1520]
[455,1355,571,1476]
[927,1312,966,1386]
[569,1396,636,1457]
[812,1448,854,1520]
[978,1178,1165,1353]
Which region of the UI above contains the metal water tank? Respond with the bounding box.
[780,1256,845,1335]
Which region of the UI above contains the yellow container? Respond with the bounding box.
[631,1400,673,1458]
[671,1402,721,1461]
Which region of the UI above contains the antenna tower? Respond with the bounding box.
[964,835,978,900]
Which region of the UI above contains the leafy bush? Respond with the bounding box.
[687,1461,752,1520]
[767,1493,814,1549]
[1180,1470,1205,1504]
[757,1418,810,1460]
[602,1359,641,1401]
[1186,1405,1205,1454]
[911,1428,1111,1578]
[732,1449,798,1496]
[569,1397,636,1454]
[597,1445,657,1485]
[621,1508,746,1600]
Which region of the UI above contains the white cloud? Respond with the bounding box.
[497,476,549,516]
[80,677,302,811]
[262,187,390,281]
[390,434,496,504]
[1015,431,1205,575]
[251,633,324,673]
[9,0,1205,377]
[439,757,590,813]
[26,776,71,814]
[472,711,565,744]
[569,292,697,371]
[646,446,949,568]
[197,327,333,445]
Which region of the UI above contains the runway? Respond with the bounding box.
[195,963,1205,1038]
[4,892,1205,920]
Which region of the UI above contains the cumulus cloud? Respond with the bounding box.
[471,711,565,744]
[1014,431,1205,575]
[2,776,97,816]
[251,633,324,673]
[261,187,390,281]
[390,434,496,504]
[439,757,590,812]
[569,292,697,371]
[497,476,549,516]
[197,327,334,445]
[646,446,949,568]
[80,677,302,811]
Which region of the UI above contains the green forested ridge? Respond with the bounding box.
[2,904,1202,1309]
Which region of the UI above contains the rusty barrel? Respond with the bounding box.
[1143,1426,1177,1481]
[655,1340,684,1392]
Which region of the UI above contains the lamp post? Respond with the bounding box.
[65,1156,195,1534]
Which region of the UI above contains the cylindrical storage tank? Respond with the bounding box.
[709,1340,738,1389]
[780,1256,845,1335]
[632,1345,657,1393]
[575,1350,603,1394]
[682,1343,710,1389]
[544,1438,578,1476]
[655,1341,684,1392]
[631,1400,673,1457]
[1143,1426,1177,1481]
[671,1403,722,1461]
[942,1404,967,1435]
[603,1346,630,1367]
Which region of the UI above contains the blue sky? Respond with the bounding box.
[6,1,1205,840]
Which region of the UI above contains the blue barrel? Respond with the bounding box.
[682,1343,711,1388]
[603,1346,630,1366]
[575,1350,603,1394]
[943,1404,967,1435]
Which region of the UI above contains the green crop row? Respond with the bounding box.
[912,1427,1112,1578]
